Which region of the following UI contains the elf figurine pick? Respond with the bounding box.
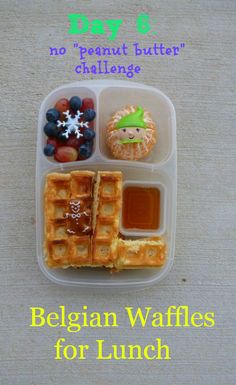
[115,106,147,144]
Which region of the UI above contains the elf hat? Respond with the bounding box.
[115,106,147,129]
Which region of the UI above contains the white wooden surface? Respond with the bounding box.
[0,1,235,384]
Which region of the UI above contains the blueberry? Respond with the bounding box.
[84,140,93,149]
[57,131,67,141]
[44,143,55,156]
[70,96,82,112]
[43,122,58,137]
[83,108,96,122]
[83,128,95,140]
[79,142,93,158]
[46,108,60,123]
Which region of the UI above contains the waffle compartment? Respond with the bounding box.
[36,80,177,288]
[39,86,98,164]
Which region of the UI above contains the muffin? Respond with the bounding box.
[106,105,157,161]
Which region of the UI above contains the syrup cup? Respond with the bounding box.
[120,180,166,238]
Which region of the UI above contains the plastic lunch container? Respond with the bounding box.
[36,79,177,289]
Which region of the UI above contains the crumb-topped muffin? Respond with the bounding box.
[106,105,157,160]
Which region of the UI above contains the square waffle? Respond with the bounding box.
[44,171,95,268]
[92,171,122,266]
[44,170,166,270]
[115,238,166,269]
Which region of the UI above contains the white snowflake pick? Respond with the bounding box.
[57,110,89,139]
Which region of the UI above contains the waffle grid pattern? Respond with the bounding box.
[44,171,166,269]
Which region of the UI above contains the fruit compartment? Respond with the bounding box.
[39,86,98,164]
[37,162,174,288]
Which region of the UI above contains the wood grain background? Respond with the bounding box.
[0,1,235,384]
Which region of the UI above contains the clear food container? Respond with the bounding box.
[36,79,177,289]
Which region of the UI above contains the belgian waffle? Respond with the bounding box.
[44,171,95,268]
[115,238,166,269]
[44,170,167,270]
[92,171,122,267]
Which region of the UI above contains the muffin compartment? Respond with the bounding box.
[98,86,175,165]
